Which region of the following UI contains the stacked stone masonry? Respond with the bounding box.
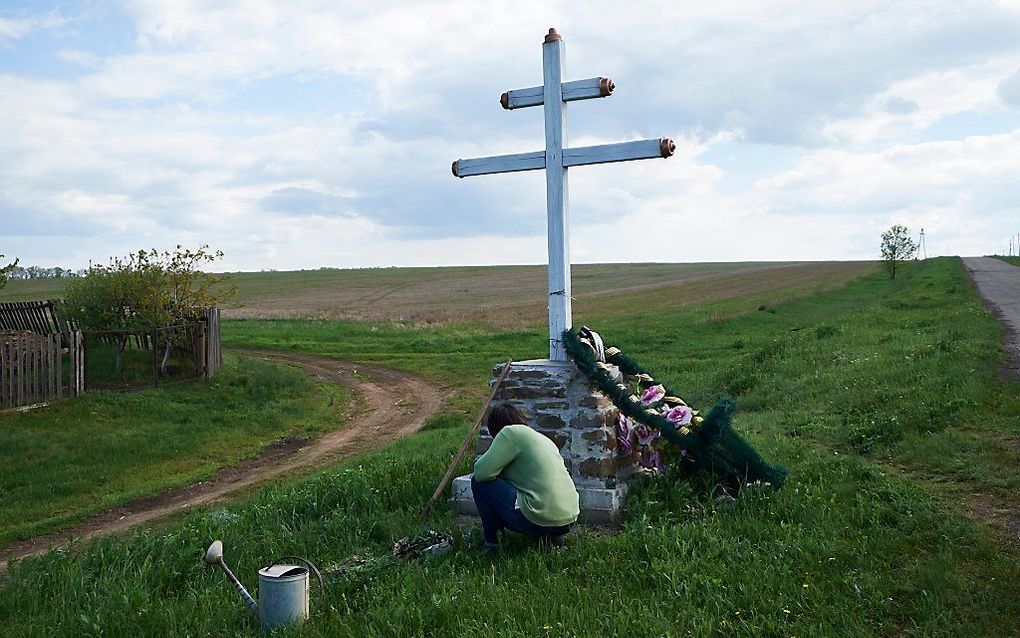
[452,358,636,523]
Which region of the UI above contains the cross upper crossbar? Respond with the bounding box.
[452,138,675,178]
[500,76,615,110]
[451,28,674,360]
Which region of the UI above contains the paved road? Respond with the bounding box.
[962,257,1020,378]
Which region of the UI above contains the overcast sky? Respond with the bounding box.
[2,1,1019,271]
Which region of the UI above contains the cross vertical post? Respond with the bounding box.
[451,28,675,362]
[543,30,571,360]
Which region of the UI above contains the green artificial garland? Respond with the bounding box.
[563,328,787,489]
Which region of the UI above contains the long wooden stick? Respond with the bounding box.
[420,359,513,519]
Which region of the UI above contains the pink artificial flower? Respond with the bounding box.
[639,449,665,472]
[640,384,666,405]
[662,404,693,426]
[634,423,661,446]
[616,414,635,456]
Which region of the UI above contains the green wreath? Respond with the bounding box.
[563,328,787,489]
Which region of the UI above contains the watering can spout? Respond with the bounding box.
[203,540,223,564]
[203,540,259,617]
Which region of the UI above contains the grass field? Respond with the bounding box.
[0,357,348,547]
[1,257,1018,636]
[993,255,1020,267]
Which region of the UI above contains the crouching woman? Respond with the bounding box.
[471,404,579,550]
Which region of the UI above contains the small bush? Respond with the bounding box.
[815,323,841,339]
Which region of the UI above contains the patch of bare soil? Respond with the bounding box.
[0,330,49,345]
[884,461,1020,547]
[224,261,875,327]
[1,350,449,568]
[967,492,1020,544]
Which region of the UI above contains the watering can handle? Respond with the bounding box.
[272,556,326,600]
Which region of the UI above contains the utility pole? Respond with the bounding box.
[918,228,927,260]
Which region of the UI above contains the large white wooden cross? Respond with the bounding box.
[453,28,675,361]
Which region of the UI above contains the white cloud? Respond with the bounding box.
[1,0,1020,270]
[752,130,1020,255]
[1000,68,1020,107]
[822,57,1020,145]
[0,11,65,43]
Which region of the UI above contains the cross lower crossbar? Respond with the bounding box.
[451,150,545,178]
[452,137,675,178]
[500,77,615,110]
[564,138,675,168]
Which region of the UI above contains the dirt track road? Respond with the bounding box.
[963,257,1020,378]
[1,350,448,567]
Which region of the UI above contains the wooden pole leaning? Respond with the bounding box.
[421,359,514,520]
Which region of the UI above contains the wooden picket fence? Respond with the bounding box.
[0,304,219,407]
[0,330,84,410]
[202,307,222,377]
[0,300,74,346]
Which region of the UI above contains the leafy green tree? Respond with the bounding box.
[63,245,237,374]
[62,258,140,373]
[880,225,918,279]
[0,254,18,289]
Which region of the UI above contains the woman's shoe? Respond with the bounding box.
[538,534,566,549]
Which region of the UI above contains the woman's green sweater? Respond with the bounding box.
[474,424,580,527]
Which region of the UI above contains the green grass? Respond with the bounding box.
[223,258,1019,497]
[84,339,202,389]
[992,255,1020,267]
[1,428,1014,637]
[0,357,349,547]
[0,276,69,301]
[1,257,1018,636]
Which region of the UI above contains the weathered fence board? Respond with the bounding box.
[0,300,74,347]
[0,330,83,410]
[0,302,220,406]
[203,307,222,378]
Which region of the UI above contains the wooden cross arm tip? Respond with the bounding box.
[501,77,614,110]
[451,150,545,178]
[660,138,676,158]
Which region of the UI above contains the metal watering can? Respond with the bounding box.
[203,540,324,632]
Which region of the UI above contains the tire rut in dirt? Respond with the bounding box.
[1,350,448,568]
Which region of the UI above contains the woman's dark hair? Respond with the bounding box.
[486,403,529,438]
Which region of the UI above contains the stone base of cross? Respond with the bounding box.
[450,358,635,524]
[453,28,674,360]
